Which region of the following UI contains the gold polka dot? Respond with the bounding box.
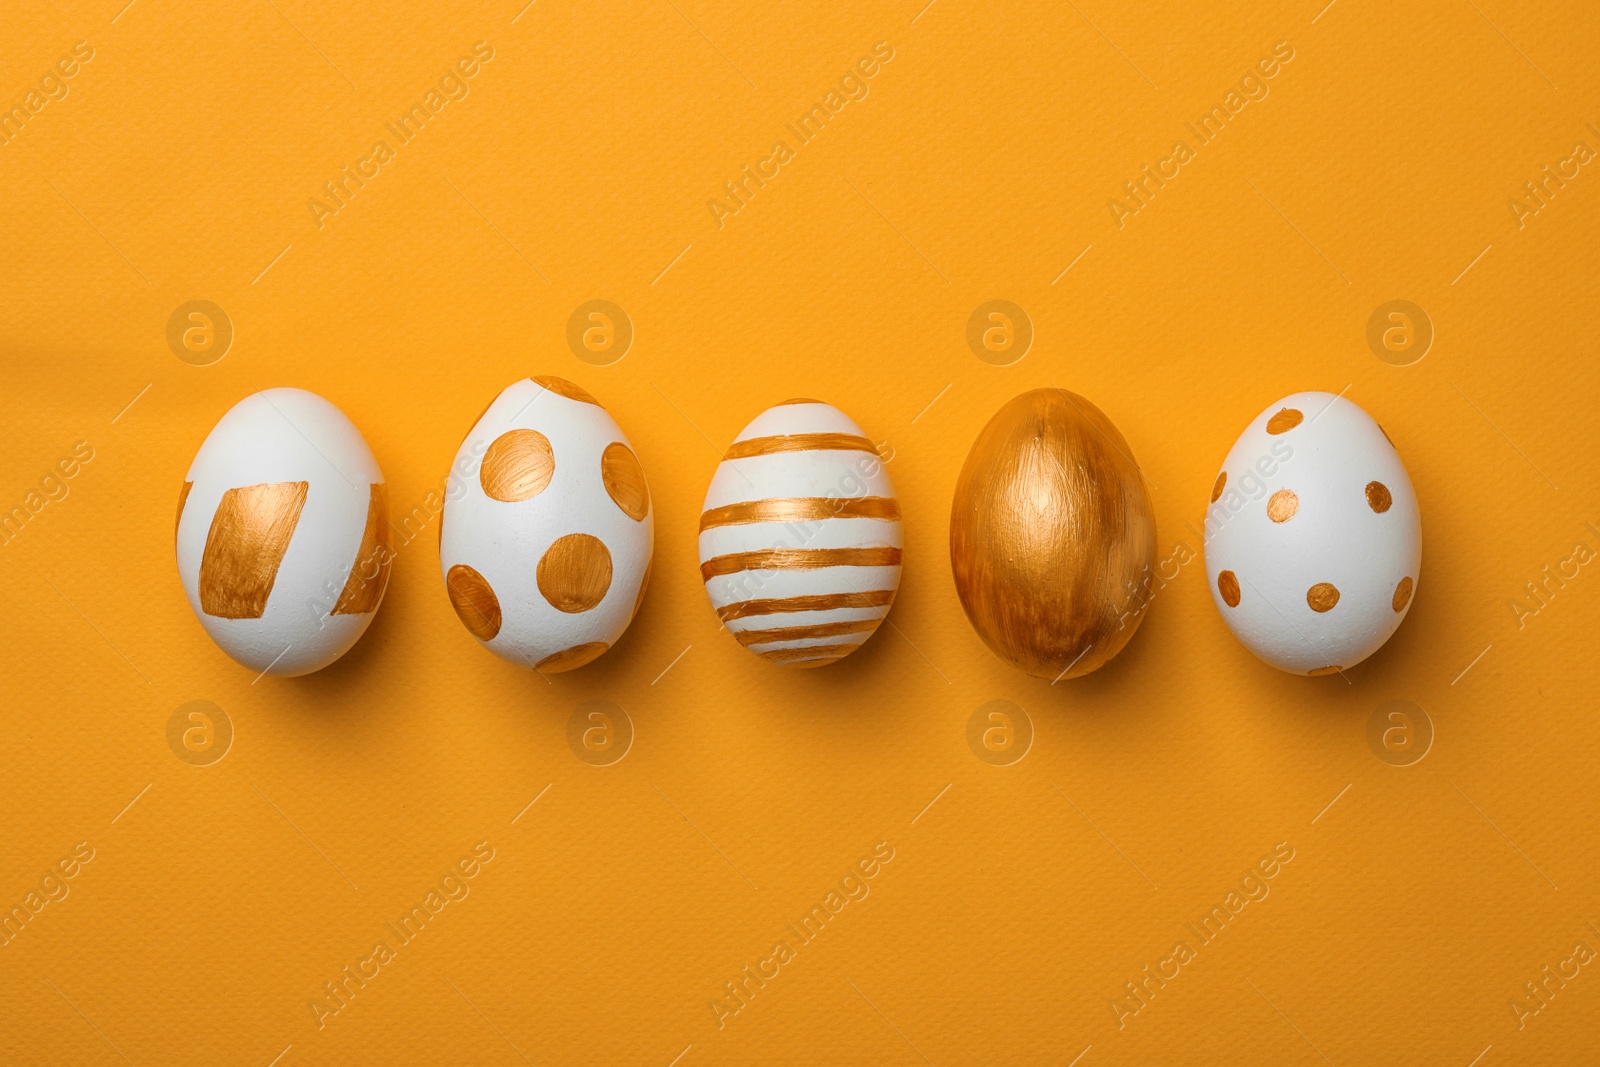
[536,641,610,673]
[537,533,612,613]
[1307,665,1343,676]
[776,397,824,406]
[602,441,649,521]
[1393,576,1414,612]
[1218,570,1241,607]
[176,480,192,541]
[530,375,598,405]
[446,564,501,640]
[631,560,651,621]
[1266,408,1304,435]
[1366,480,1392,513]
[1307,582,1340,612]
[1211,471,1227,503]
[1267,488,1299,523]
[481,429,555,503]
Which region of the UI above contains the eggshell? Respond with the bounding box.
[1203,391,1421,675]
[176,388,392,676]
[698,399,901,668]
[950,388,1157,680]
[439,377,652,672]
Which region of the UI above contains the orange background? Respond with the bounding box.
[3,0,1598,1063]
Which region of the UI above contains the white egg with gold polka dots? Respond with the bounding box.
[439,377,653,673]
[1203,391,1420,676]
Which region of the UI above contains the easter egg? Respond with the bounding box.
[1203,391,1420,675]
[698,399,901,668]
[439,376,652,673]
[950,389,1157,680]
[176,388,392,676]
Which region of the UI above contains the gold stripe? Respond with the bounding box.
[733,618,881,647]
[717,589,896,622]
[722,433,877,461]
[333,484,392,615]
[788,656,845,669]
[757,642,863,663]
[700,546,901,582]
[199,481,309,619]
[699,496,900,532]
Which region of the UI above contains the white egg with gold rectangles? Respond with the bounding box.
[699,399,901,668]
[176,388,393,676]
[439,376,653,673]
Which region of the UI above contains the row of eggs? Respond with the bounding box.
[176,380,1420,679]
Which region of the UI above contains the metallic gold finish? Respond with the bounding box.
[199,481,309,619]
[733,618,882,647]
[757,642,862,664]
[601,441,650,520]
[536,641,610,673]
[776,397,823,405]
[949,389,1156,680]
[699,546,901,582]
[446,563,501,640]
[698,496,901,532]
[1307,582,1341,612]
[1392,576,1414,612]
[788,656,845,669]
[716,589,896,622]
[537,533,613,613]
[722,433,877,461]
[1218,570,1241,607]
[176,480,193,541]
[1366,480,1392,513]
[1266,408,1304,434]
[481,429,555,503]
[530,375,598,405]
[1267,489,1299,523]
[1211,471,1226,503]
[632,560,652,621]
[333,483,392,615]
[1307,665,1344,676]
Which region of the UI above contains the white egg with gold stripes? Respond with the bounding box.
[699,399,901,668]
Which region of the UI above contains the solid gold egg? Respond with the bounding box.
[949,389,1157,680]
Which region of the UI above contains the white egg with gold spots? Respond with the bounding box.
[439,377,652,672]
[176,388,393,676]
[699,399,901,668]
[1203,391,1421,676]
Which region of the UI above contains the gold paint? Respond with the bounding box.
[788,656,845,669]
[700,546,902,582]
[733,618,882,647]
[446,563,502,640]
[1392,575,1414,612]
[1267,488,1299,523]
[1307,582,1341,612]
[699,496,900,532]
[717,589,895,622]
[601,441,650,520]
[537,533,613,613]
[723,433,878,461]
[530,375,599,405]
[333,484,393,615]
[1210,471,1226,503]
[1307,665,1344,676]
[176,480,193,541]
[199,481,309,619]
[775,397,824,406]
[757,642,863,664]
[481,429,555,503]
[536,641,610,673]
[632,560,652,621]
[1366,480,1392,513]
[1266,408,1303,434]
[1377,422,1395,447]
[1217,570,1241,608]
[949,389,1156,680]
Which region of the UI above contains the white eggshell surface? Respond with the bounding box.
[1203,391,1421,675]
[176,388,391,676]
[699,400,902,668]
[439,377,652,673]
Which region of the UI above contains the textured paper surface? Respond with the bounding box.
[2,1,1598,1063]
